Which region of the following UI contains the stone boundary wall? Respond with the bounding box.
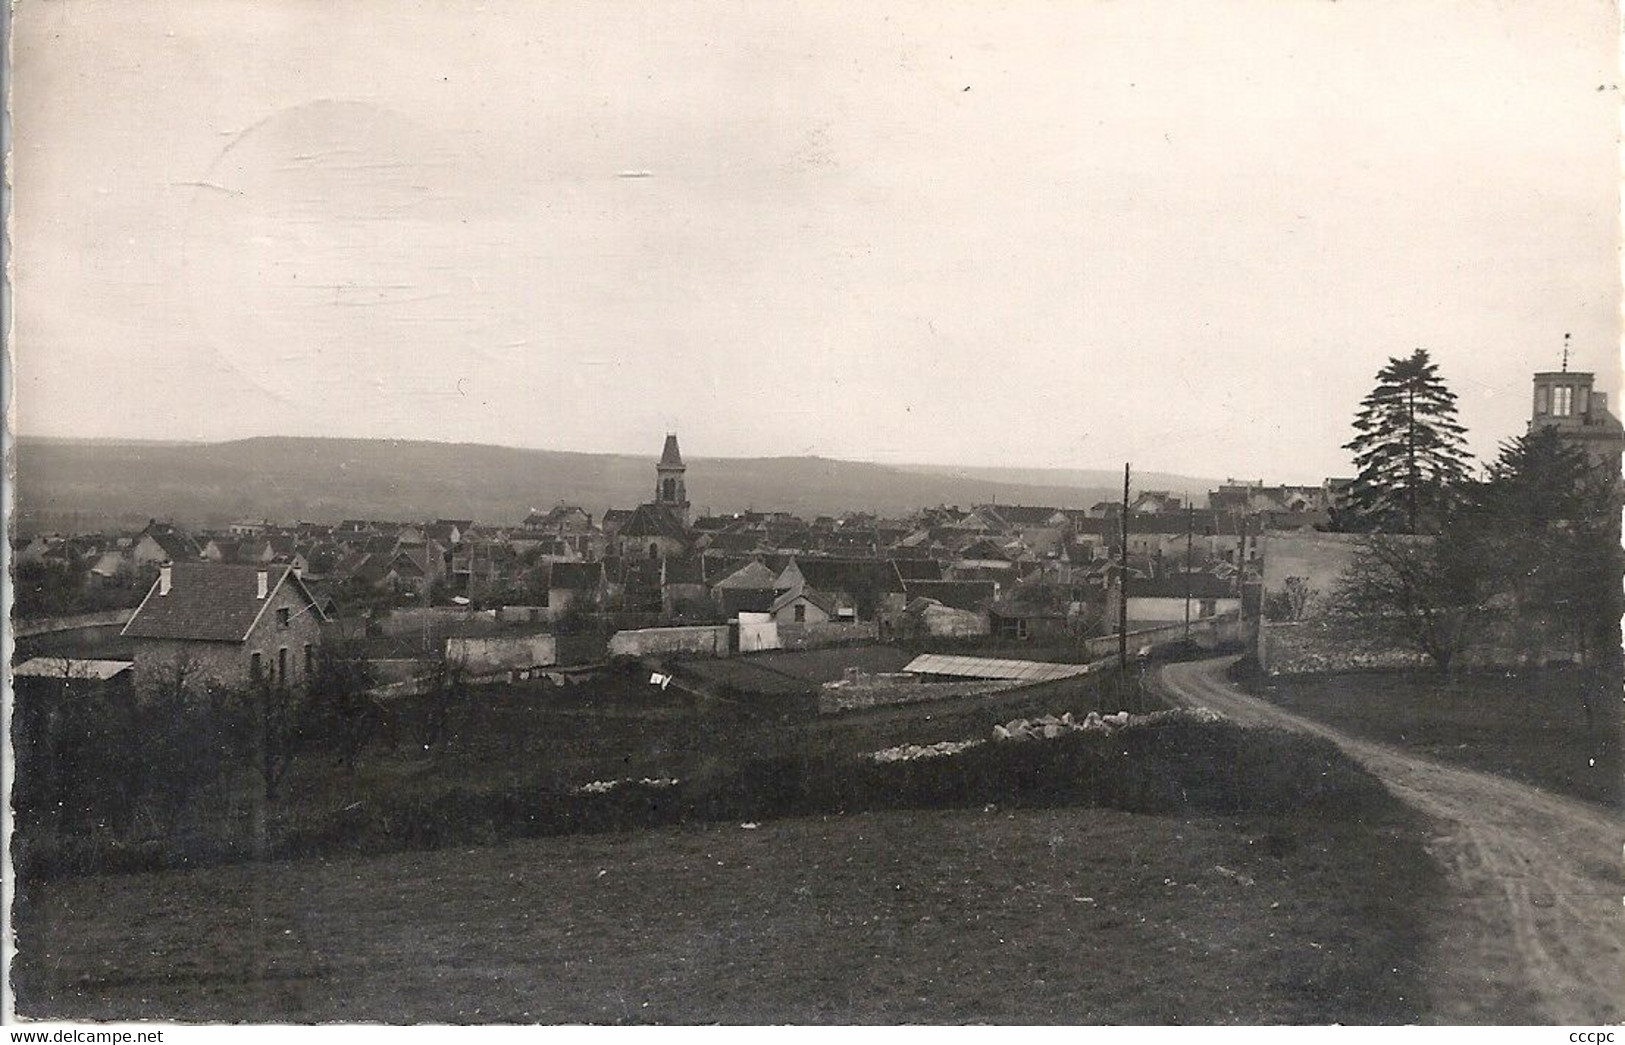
[607,625,730,658]
[1259,615,1573,675]
[376,607,496,638]
[777,621,879,650]
[1258,619,1432,675]
[447,633,558,675]
[1081,615,1245,660]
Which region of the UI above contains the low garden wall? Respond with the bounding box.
[377,607,498,637]
[608,625,730,658]
[446,633,558,675]
[777,621,879,650]
[1258,615,1572,675]
[1081,615,1246,660]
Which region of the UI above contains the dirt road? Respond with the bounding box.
[1156,657,1623,1025]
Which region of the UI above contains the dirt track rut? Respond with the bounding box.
[1157,657,1623,1025]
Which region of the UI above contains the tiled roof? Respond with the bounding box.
[690,516,733,532]
[719,588,777,614]
[1128,574,1238,600]
[891,559,944,582]
[957,538,1012,561]
[713,560,779,590]
[661,554,706,586]
[791,558,895,595]
[771,587,839,617]
[122,563,323,643]
[977,504,1065,528]
[619,503,689,540]
[549,561,604,591]
[145,528,200,560]
[949,565,1019,584]
[901,580,997,612]
[704,531,763,553]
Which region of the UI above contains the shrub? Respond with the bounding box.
[16,704,1396,878]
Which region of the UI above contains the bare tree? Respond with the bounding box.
[230,675,309,801]
[1263,576,1319,623]
[416,647,470,753]
[1332,534,1486,675]
[305,645,384,772]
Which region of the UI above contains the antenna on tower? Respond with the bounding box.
[1562,332,1571,372]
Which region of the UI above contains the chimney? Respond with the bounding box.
[159,561,172,596]
[256,567,269,600]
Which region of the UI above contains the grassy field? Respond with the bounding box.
[13,805,1434,1024]
[680,644,920,695]
[1237,665,1621,806]
[15,650,1154,878]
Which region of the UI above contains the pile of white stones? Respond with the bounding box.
[573,776,681,795]
[869,739,987,764]
[993,710,1131,741]
[864,706,1228,765]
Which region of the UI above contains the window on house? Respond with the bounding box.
[250,651,262,682]
[649,543,659,560]
[277,607,290,628]
[304,644,314,675]
[794,603,807,623]
[1553,385,1574,417]
[1538,385,1551,415]
[277,647,288,683]
[1200,599,1217,618]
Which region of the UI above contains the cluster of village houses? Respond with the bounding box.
[12,367,1620,696]
[16,431,1358,695]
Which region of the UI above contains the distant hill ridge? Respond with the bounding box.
[14,436,1221,532]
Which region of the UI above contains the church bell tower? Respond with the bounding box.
[655,433,690,527]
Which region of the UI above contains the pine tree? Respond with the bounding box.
[1462,426,1621,672]
[1342,348,1472,533]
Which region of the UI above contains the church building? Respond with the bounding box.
[1529,365,1624,480]
[611,434,694,560]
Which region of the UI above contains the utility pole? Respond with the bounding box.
[1118,462,1130,682]
[1235,511,1248,601]
[1184,499,1193,648]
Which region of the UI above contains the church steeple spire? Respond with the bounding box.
[655,433,690,527]
[660,433,684,467]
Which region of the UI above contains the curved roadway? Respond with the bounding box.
[1157,656,1623,1025]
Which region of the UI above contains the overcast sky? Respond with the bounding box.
[12,0,1621,482]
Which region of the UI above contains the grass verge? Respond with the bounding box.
[12,804,1435,1024]
[1230,659,1621,806]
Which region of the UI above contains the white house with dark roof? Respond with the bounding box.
[121,562,327,696]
